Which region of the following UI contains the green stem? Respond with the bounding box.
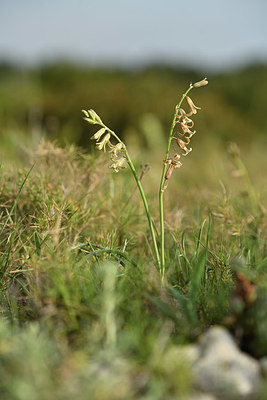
[101,124,161,271]
[159,86,193,276]
[125,149,161,270]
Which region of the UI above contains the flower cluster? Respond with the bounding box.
[82,109,127,173]
[174,96,201,156]
[109,142,127,172]
[164,153,182,179]
[163,78,208,188]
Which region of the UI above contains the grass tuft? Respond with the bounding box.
[0,139,266,399]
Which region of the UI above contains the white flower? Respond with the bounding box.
[109,157,127,172]
[91,127,106,141]
[96,133,111,152]
[109,142,125,157]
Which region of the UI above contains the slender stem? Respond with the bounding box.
[125,149,161,270]
[159,86,193,276]
[101,124,161,271]
[101,125,122,144]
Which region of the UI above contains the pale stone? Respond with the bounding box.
[192,326,260,399]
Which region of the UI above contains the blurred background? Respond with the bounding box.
[0,0,267,167]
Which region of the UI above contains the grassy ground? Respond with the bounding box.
[0,133,266,399]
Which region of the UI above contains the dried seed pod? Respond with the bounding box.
[164,154,182,179]
[176,138,192,156]
[186,96,201,116]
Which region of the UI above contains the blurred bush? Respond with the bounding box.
[0,61,267,150]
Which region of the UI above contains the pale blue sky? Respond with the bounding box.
[1,0,267,70]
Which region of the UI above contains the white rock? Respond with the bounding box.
[192,326,260,399]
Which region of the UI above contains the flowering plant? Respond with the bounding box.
[83,78,208,278]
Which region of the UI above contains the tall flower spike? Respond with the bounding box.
[83,109,128,173]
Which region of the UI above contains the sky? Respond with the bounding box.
[0,0,267,71]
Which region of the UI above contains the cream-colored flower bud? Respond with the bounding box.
[83,117,96,124]
[82,110,89,117]
[90,127,106,141]
[96,133,110,151]
[88,109,102,123]
[192,78,208,88]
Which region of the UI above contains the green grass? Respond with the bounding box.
[0,137,266,399]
